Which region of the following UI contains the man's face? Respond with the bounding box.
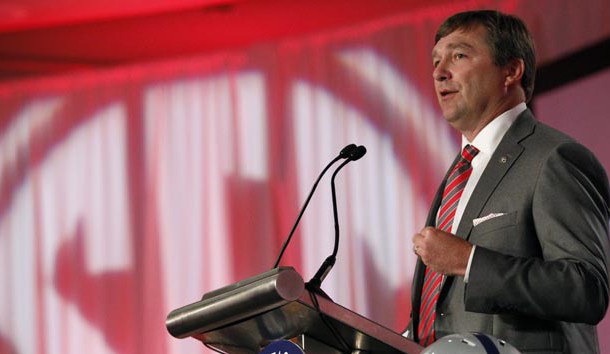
[431,25,509,136]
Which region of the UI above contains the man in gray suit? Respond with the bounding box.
[407,10,610,353]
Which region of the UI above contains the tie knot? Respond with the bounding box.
[461,144,479,163]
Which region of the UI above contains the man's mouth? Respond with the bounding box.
[439,90,457,99]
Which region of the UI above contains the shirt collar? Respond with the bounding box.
[462,102,527,157]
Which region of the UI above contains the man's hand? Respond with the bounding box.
[412,226,473,276]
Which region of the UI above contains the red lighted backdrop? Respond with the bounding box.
[1,0,610,353]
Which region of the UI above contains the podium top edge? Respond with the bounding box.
[201,266,298,301]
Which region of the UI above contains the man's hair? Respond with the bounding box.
[435,10,536,102]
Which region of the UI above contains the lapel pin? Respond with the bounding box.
[499,156,508,163]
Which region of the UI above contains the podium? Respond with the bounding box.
[166,267,423,353]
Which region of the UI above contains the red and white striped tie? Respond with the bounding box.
[418,144,479,347]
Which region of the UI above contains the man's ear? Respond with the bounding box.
[504,58,525,87]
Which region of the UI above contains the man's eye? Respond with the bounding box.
[454,53,465,60]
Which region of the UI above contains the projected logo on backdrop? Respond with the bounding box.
[1,45,448,354]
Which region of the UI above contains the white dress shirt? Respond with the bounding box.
[450,102,527,281]
[402,103,527,338]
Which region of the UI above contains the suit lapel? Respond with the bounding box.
[413,110,537,317]
[455,110,536,240]
[436,110,536,302]
[412,151,461,330]
[412,160,455,323]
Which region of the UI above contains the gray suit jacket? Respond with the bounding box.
[408,110,610,353]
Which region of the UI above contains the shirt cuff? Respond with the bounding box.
[464,245,476,283]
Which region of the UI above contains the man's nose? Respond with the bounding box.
[433,61,450,82]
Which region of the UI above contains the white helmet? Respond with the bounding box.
[421,333,521,354]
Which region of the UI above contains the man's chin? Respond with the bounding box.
[441,111,466,130]
[440,110,459,124]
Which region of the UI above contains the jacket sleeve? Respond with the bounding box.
[464,142,610,324]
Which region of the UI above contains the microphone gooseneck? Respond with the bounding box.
[307,145,367,293]
[272,144,358,269]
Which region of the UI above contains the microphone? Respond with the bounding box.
[307,145,367,294]
[272,144,358,268]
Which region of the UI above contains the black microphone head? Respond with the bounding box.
[339,144,358,158]
[349,145,367,161]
